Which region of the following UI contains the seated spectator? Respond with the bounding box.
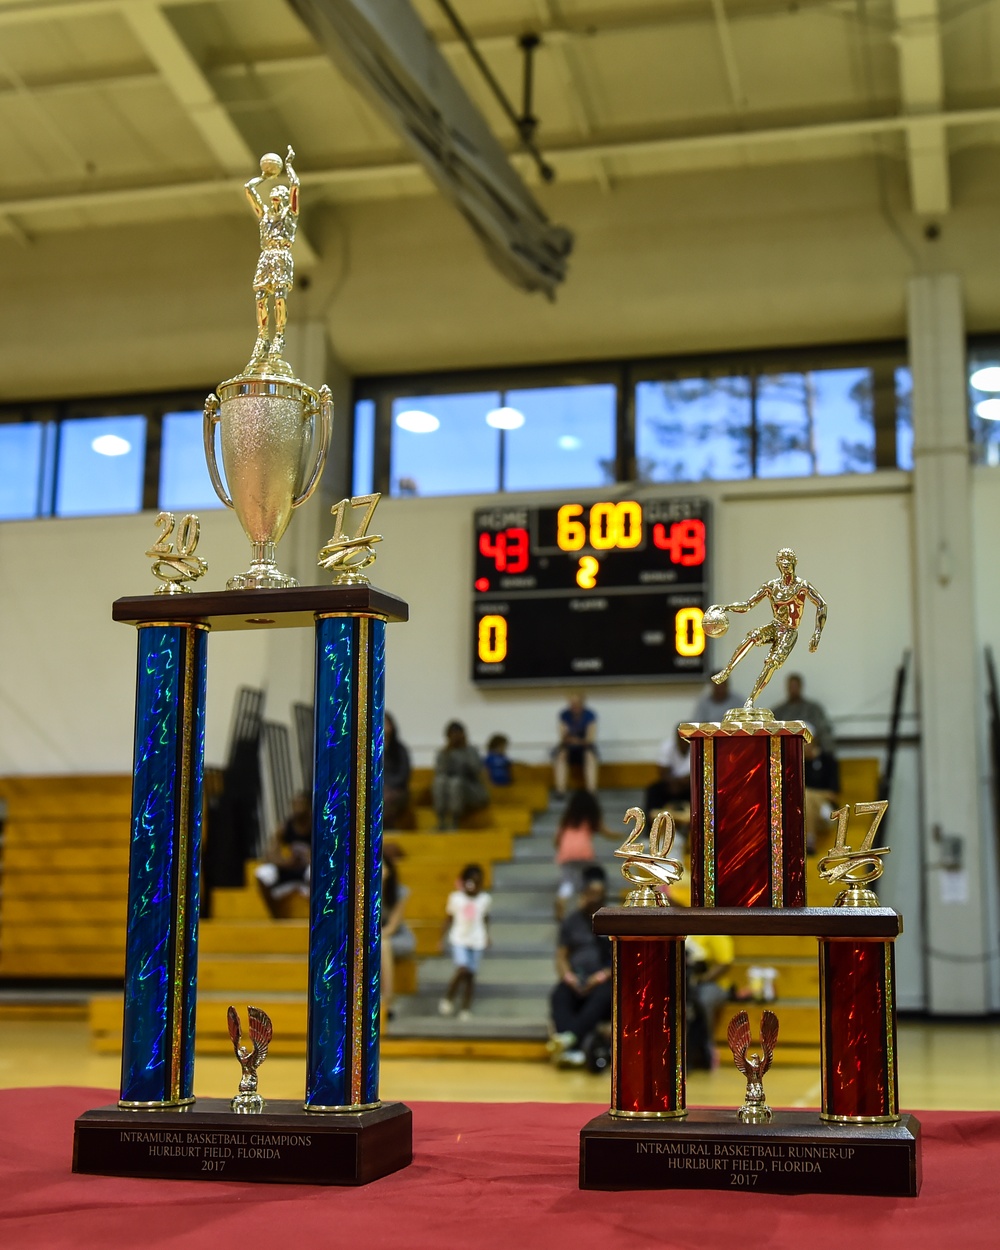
[548,865,613,1068]
[643,725,692,814]
[553,789,613,920]
[690,677,743,725]
[553,693,598,795]
[483,733,513,786]
[803,733,840,854]
[383,713,414,829]
[432,721,489,830]
[686,933,735,1070]
[381,844,416,1022]
[254,792,311,918]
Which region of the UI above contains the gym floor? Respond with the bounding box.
[2,1018,998,1110]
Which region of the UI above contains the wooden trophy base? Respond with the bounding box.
[580,1108,920,1196]
[73,1099,412,1186]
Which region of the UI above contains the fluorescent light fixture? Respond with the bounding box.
[970,366,1000,392]
[485,406,525,430]
[558,435,582,451]
[975,398,1000,421]
[395,409,440,434]
[91,434,132,456]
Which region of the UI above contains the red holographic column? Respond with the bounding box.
[780,735,805,906]
[684,727,807,907]
[820,939,899,1122]
[714,737,770,907]
[611,938,686,1119]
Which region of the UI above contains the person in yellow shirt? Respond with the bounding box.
[686,933,735,1069]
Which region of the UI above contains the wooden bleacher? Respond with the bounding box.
[0,775,130,979]
[89,827,524,1055]
[4,758,881,1068]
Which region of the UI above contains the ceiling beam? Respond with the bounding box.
[120,1,319,266]
[0,0,843,34]
[709,0,748,112]
[892,0,949,215]
[530,0,611,190]
[121,1,255,175]
[4,105,1000,224]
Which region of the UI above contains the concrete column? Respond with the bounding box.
[908,272,991,1013]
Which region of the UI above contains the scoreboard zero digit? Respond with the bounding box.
[472,497,711,685]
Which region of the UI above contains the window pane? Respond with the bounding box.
[757,368,874,478]
[635,377,751,482]
[502,384,616,491]
[895,368,913,470]
[0,423,44,519]
[159,410,226,511]
[55,415,146,517]
[391,392,499,496]
[967,349,1000,467]
[353,399,375,496]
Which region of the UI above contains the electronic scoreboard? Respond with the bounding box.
[472,497,711,685]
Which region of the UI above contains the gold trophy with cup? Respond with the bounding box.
[204,146,332,589]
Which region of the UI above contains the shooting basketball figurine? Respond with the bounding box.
[245,146,299,375]
[705,547,827,714]
[203,146,331,590]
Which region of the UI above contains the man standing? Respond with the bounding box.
[690,676,744,725]
[773,673,836,756]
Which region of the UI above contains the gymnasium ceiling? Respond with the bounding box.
[1,0,999,255]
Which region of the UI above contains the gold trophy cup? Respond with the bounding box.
[204,146,332,590]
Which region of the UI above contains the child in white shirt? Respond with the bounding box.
[439,864,491,1020]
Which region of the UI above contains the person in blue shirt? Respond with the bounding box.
[553,693,598,795]
[483,733,513,786]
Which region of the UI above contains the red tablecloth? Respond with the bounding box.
[2,1088,998,1249]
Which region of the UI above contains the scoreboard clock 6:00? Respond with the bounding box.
[471,496,711,685]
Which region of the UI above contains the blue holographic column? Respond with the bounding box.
[306,613,386,1111]
[119,623,208,1107]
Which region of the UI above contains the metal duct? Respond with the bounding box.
[286,0,573,296]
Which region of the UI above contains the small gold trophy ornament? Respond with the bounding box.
[318,493,383,585]
[228,1005,272,1114]
[614,806,684,907]
[728,1009,779,1124]
[817,800,891,907]
[145,512,208,594]
[705,547,828,719]
[204,146,332,591]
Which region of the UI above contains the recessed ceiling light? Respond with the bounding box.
[395,410,440,434]
[91,434,132,456]
[970,366,1000,392]
[975,398,1000,421]
[485,406,525,430]
[558,435,582,450]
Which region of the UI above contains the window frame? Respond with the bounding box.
[0,387,211,521]
[354,340,909,499]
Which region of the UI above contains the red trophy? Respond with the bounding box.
[579,549,920,1197]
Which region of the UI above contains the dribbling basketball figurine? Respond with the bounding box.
[710,547,827,713]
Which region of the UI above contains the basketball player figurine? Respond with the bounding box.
[245,145,299,374]
[705,547,827,713]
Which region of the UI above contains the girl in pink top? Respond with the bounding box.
[554,790,611,918]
